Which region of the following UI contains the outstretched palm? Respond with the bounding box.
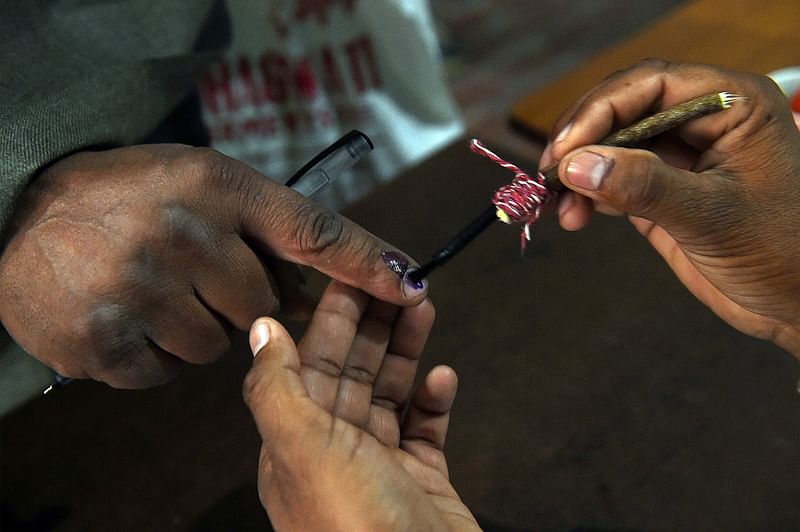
[244,281,479,531]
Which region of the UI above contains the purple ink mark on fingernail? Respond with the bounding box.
[404,269,425,290]
[383,251,428,297]
[381,250,409,279]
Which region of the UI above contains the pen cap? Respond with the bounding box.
[291,132,373,197]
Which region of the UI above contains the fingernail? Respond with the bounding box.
[382,251,428,298]
[538,143,553,170]
[555,121,573,144]
[402,269,427,299]
[382,250,410,279]
[565,151,614,191]
[250,318,271,357]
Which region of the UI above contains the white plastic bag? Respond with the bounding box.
[199,0,464,209]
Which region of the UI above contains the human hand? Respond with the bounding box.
[243,281,479,531]
[0,145,427,387]
[542,60,800,357]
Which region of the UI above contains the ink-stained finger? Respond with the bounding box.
[231,164,428,306]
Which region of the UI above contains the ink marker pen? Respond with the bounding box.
[43,130,374,394]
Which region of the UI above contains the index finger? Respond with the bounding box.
[549,60,762,161]
[221,158,428,306]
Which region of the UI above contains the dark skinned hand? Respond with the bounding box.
[540,60,800,358]
[243,281,479,531]
[0,145,427,387]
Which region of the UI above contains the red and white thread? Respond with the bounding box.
[470,139,556,250]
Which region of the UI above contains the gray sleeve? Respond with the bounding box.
[0,0,225,233]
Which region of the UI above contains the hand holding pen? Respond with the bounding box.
[546,61,800,357]
[42,131,376,393]
[0,131,428,391]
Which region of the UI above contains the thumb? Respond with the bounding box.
[239,175,427,306]
[242,317,316,444]
[558,146,715,227]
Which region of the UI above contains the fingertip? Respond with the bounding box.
[558,192,594,231]
[381,250,429,304]
[554,121,573,144]
[401,271,428,302]
[420,297,436,322]
[408,295,436,321]
[249,317,273,357]
[424,365,458,410]
[243,317,310,443]
[538,143,554,170]
[550,121,576,160]
[429,365,458,389]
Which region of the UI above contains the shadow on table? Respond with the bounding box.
[188,482,650,532]
[190,482,271,531]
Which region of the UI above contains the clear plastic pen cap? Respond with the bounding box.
[289,132,374,197]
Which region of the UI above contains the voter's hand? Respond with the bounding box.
[0,145,427,387]
[244,281,478,531]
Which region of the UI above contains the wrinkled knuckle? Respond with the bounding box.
[182,147,241,190]
[302,355,342,378]
[606,59,668,85]
[192,147,226,175]
[341,364,376,385]
[292,204,346,254]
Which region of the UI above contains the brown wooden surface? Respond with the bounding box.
[2,140,799,531]
[511,0,800,138]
